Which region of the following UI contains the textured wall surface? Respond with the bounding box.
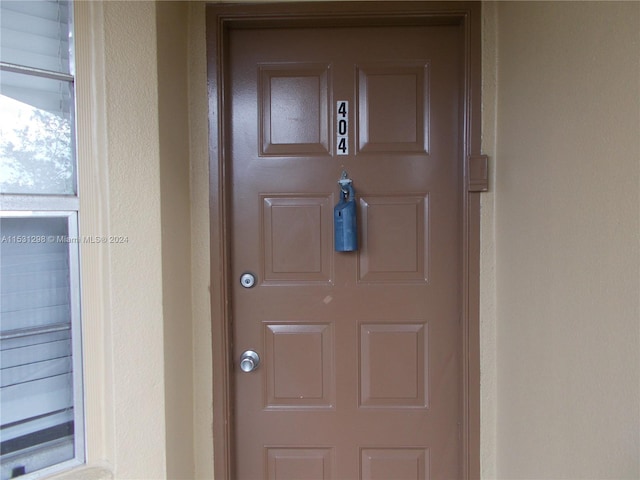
[68,2,209,479]
[102,2,168,478]
[494,2,640,478]
[186,2,215,479]
[156,2,195,479]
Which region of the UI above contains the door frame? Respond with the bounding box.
[206,3,486,478]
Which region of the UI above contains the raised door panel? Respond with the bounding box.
[359,323,428,408]
[358,195,429,283]
[266,447,334,480]
[264,323,334,409]
[262,195,333,285]
[361,448,429,480]
[259,64,331,156]
[356,62,429,154]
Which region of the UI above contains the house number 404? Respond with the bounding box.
[337,100,348,155]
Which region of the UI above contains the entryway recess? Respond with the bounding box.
[207,3,484,478]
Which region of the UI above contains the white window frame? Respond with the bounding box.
[0,210,85,479]
[0,1,86,477]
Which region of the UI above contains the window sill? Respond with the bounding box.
[47,466,113,480]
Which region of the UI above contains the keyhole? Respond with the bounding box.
[240,273,256,288]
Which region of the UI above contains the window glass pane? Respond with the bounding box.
[0,216,78,478]
[0,0,72,75]
[0,71,75,195]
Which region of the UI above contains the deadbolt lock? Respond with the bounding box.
[240,272,256,288]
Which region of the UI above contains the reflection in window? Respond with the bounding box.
[0,74,75,194]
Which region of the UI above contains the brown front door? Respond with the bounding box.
[219,8,476,479]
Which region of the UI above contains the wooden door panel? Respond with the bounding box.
[261,195,333,284]
[360,323,428,408]
[264,323,334,409]
[259,64,331,156]
[361,448,429,480]
[266,448,334,480]
[356,62,429,154]
[358,195,429,283]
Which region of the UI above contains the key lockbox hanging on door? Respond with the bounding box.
[334,172,358,252]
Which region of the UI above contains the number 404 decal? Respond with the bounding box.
[336,100,349,156]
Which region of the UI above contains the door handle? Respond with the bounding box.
[240,350,260,372]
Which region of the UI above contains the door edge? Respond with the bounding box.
[206,3,483,478]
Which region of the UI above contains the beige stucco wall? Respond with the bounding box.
[54,1,639,479]
[157,2,197,478]
[491,1,640,478]
[185,3,214,479]
[60,1,211,478]
[77,1,170,477]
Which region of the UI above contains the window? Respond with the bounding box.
[0,1,85,478]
